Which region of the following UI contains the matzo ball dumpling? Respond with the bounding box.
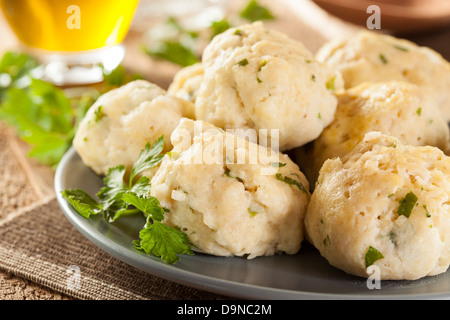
[296,81,450,184]
[195,22,343,151]
[150,118,310,258]
[73,80,194,176]
[305,132,450,280]
[316,30,450,121]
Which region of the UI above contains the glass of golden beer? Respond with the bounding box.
[0,0,140,85]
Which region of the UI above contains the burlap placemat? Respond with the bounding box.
[0,197,234,300]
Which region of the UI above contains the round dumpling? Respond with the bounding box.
[305,132,450,280]
[167,63,204,104]
[316,30,450,121]
[150,118,311,258]
[296,81,450,184]
[195,21,343,151]
[73,80,194,176]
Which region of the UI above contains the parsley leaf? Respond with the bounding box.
[0,51,38,100]
[134,219,193,264]
[275,173,308,194]
[61,189,102,218]
[0,50,138,167]
[236,59,249,67]
[240,0,275,22]
[0,79,75,167]
[326,76,336,91]
[365,246,384,268]
[62,136,192,264]
[397,191,418,218]
[145,41,199,67]
[97,165,129,222]
[210,19,232,39]
[122,193,165,221]
[129,135,165,186]
[379,53,388,64]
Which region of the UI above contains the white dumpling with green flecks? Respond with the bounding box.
[305,132,450,280]
[194,21,343,151]
[73,80,194,176]
[150,118,311,259]
[316,30,450,121]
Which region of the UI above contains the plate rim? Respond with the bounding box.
[54,147,450,300]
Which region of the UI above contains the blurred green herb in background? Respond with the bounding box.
[0,51,139,168]
[144,0,275,67]
[240,0,275,22]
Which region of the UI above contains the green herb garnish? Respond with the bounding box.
[323,234,330,246]
[416,107,422,116]
[325,77,335,91]
[275,173,308,194]
[258,60,267,72]
[224,167,244,183]
[145,41,199,67]
[397,191,418,218]
[247,208,258,217]
[210,19,232,39]
[271,162,286,167]
[236,58,249,67]
[379,53,388,64]
[393,44,409,52]
[94,105,105,122]
[365,246,384,268]
[0,51,138,167]
[61,136,192,264]
[0,78,75,167]
[240,0,275,22]
[423,205,431,218]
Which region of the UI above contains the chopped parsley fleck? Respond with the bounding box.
[416,107,422,116]
[257,76,262,83]
[326,77,335,91]
[311,74,316,82]
[94,105,105,122]
[258,60,267,72]
[271,162,286,167]
[236,58,249,67]
[393,44,409,52]
[423,205,431,218]
[275,173,308,195]
[379,53,388,64]
[224,167,244,183]
[323,234,330,246]
[234,29,243,36]
[247,208,258,217]
[318,112,322,119]
[397,191,418,218]
[365,246,384,268]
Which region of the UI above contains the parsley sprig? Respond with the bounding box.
[61,136,193,264]
[144,0,275,67]
[0,50,142,167]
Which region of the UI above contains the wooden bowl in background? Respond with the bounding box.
[312,0,450,35]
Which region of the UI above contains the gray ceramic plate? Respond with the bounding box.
[55,147,450,300]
